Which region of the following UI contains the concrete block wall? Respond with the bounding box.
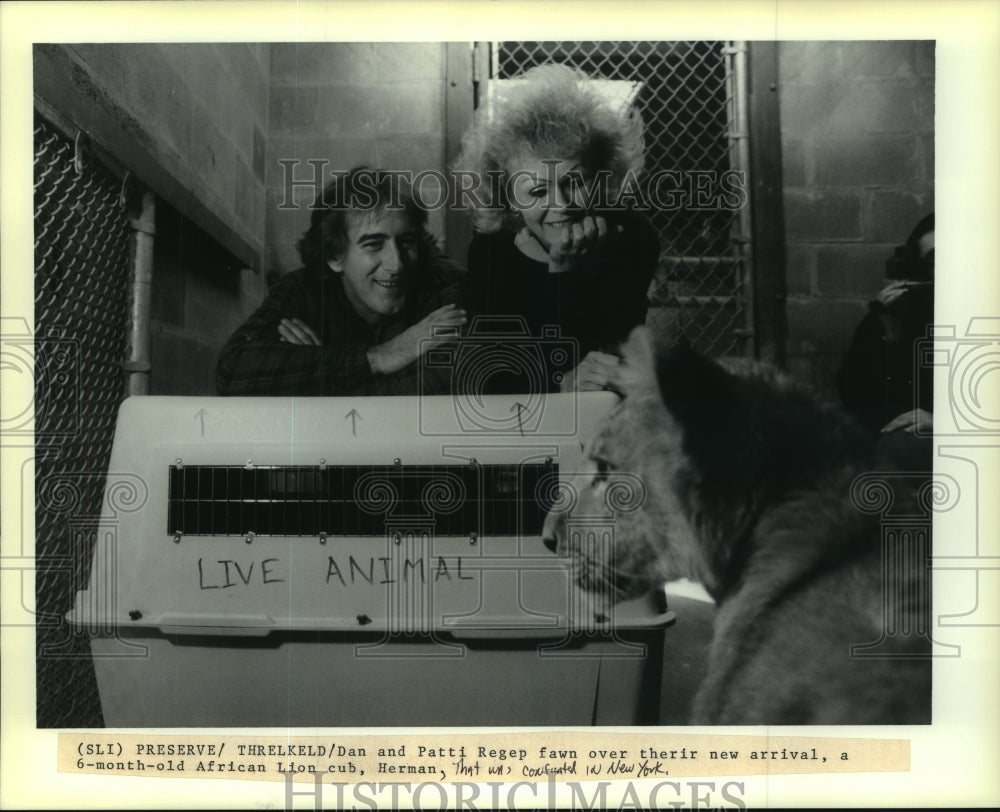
[67,43,270,256]
[778,41,934,397]
[149,44,271,394]
[149,204,267,395]
[265,43,448,275]
[62,44,273,394]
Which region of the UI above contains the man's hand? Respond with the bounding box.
[278,318,322,346]
[560,351,623,392]
[367,304,467,375]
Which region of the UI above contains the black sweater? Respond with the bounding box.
[466,212,660,392]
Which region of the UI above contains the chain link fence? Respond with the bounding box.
[34,115,133,727]
[494,41,752,357]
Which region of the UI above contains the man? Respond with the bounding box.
[217,168,467,396]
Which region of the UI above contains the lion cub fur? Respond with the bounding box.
[544,327,931,725]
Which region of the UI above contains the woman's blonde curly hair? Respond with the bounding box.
[454,63,645,233]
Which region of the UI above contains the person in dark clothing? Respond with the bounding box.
[837,213,934,467]
[216,168,467,396]
[455,64,659,393]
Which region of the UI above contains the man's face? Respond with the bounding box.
[327,209,420,323]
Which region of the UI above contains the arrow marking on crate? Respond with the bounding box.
[194,409,207,437]
[510,402,526,436]
[345,408,362,436]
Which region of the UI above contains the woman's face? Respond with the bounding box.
[506,155,592,250]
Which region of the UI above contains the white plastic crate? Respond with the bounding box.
[68,393,673,726]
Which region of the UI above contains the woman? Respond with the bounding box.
[456,64,660,393]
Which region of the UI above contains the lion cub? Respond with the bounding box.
[544,327,931,725]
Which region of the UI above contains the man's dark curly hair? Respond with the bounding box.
[297,166,430,270]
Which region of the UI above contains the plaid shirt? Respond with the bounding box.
[216,249,467,396]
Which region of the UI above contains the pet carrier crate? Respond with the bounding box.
[68,392,673,726]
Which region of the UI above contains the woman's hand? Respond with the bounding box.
[560,351,623,392]
[518,215,624,274]
[549,216,628,273]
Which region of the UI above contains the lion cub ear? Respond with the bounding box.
[618,326,661,400]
